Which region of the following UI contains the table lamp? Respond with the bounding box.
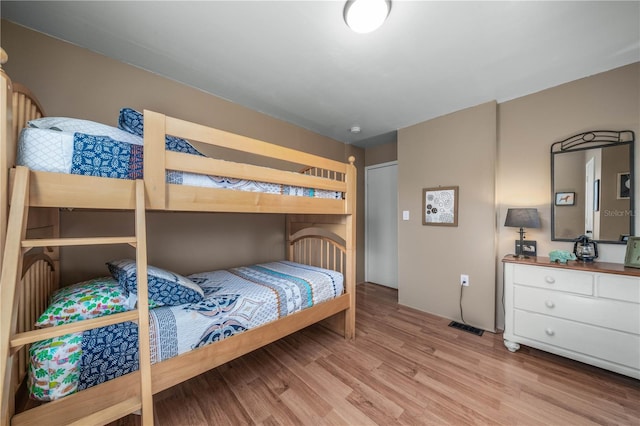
[505,208,541,258]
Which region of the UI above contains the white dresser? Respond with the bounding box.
[503,256,640,379]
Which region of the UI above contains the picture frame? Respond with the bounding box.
[624,237,640,269]
[617,172,630,199]
[555,192,575,206]
[593,179,600,212]
[423,186,458,226]
[515,240,537,257]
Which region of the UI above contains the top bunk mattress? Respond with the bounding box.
[17,125,343,200]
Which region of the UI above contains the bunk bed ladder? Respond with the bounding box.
[0,166,154,426]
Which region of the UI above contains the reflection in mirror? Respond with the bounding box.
[551,130,634,244]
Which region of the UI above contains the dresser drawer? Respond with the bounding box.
[513,264,593,295]
[597,274,640,303]
[514,286,640,334]
[514,310,640,370]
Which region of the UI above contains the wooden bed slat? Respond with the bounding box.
[164,114,347,174]
[165,184,346,214]
[19,170,137,209]
[166,151,347,192]
[134,180,154,425]
[12,372,143,426]
[66,397,142,426]
[22,236,137,248]
[0,166,29,425]
[10,310,139,349]
[21,170,348,214]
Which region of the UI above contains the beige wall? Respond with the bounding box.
[600,144,631,241]
[497,62,639,329]
[60,211,285,284]
[365,140,397,166]
[398,101,497,332]
[397,62,638,332]
[552,151,585,239]
[1,21,365,284]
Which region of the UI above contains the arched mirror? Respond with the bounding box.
[551,130,634,243]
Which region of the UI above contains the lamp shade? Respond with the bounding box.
[504,208,540,229]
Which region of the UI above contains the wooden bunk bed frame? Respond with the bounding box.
[0,49,356,425]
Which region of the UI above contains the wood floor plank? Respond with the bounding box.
[196,370,253,425]
[103,283,639,425]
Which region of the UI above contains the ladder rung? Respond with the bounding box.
[11,311,139,348]
[21,236,137,248]
[66,396,142,426]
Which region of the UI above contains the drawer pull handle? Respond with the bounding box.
[545,328,555,336]
[545,300,555,308]
[544,276,555,284]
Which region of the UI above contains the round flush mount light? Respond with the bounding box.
[350,126,361,134]
[344,0,391,34]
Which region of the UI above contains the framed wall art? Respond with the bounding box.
[624,236,640,269]
[555,192,575,206]
[423,186,458,226]
[617,172,630,199]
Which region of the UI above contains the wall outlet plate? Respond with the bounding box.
[460,274,469,286]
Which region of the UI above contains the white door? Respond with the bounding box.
[365,162,398,288]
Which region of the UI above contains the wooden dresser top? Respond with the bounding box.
[502,255,640,277]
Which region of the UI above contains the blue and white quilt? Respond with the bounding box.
[17,127,343,199]
[28,261,343,401]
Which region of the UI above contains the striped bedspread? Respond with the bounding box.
[28,261,343,401]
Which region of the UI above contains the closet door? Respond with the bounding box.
[365,162,398,288]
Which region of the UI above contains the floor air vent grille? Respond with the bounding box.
[448,321,484,336]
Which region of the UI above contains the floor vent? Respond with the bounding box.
[448,321,484,336]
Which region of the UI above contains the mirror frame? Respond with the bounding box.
[551,130,635,244]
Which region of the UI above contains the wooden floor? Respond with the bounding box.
[115,283,639,425]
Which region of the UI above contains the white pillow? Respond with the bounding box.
[17,128,73,173]
[28,117,143,146]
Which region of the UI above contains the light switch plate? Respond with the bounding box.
[402,210,410,220]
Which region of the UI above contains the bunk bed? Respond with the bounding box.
[0,49,357,425]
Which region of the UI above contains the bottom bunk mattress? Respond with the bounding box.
[28,261,344,401]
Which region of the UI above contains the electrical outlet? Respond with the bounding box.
[460,274,469,286]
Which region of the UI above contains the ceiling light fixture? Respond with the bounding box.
[344,0,391,34]
[350,126,361,134]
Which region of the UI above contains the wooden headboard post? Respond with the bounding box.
[0,49,55,280]
[0,48,12,265]
[344,156,357,339]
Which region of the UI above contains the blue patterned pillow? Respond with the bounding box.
[106,259,204,306]
[118,108,204,156]
[71,133,143,179]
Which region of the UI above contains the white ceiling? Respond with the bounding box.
[2,1,639,148]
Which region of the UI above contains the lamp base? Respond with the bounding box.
[515,227,527,259]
